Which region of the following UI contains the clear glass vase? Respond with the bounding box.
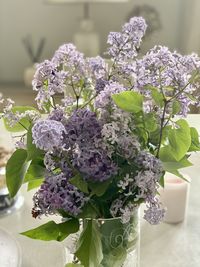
[64,208,140,267]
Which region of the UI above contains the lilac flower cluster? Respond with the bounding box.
[132,46,200,116]
[63,109,117,181]
[32,173,88,218]
[32,60,67,109]
[107,17,147,62]
[73,147,117,182]
[112,151,165,224]
[32,119,66,151]
[5,16,199,227]
[64,109,102,147]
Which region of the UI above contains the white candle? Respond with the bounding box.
[159,173,190,223]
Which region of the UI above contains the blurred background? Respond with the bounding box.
[0,0,200,109]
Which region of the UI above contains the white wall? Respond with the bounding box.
[0,0,186,82]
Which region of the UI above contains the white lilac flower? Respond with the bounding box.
[118,174,134,191]
[110,199,123,217]
[120,203,136,224]
[32,119,66,151]
[44,152,56,171]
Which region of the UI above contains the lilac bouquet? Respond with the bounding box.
[2,17,200,267]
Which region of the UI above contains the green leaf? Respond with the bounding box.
[24,163,45,183]
[159,174,165,187]
[65,264,84,267]
[162,156,193,172]
[21,219,79,242]
[78,202,99,219]
[144,113,157,132]
[112,91,143,113]
[100,247,127,267]
[70,175,89,194]
[27,178,44,191]
[172,101,181,115]
[146,85,164,107]
[75,220,103,267]
[3,106,37,132]
[168,119,191,161]
[188,127,200,152]
[6,149,29,197]
[27,125,44,161]
[89,179,111,197]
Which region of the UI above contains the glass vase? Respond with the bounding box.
[64,208,140,267]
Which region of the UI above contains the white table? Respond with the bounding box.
[0,115,200,267]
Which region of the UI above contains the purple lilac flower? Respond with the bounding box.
[52,43,86,85]
[32,119,66,151]
[143,199,166,225]
[95,82,126,109]
[131,46,200,117]
[32,173,88,218]
[135,150,163,175]
[32,60,67,109]
[48,107,65,121]
[64,108,102,148]
[95,78,108,93]
[73,146,117,182]
[107,17,147,62]
[88,56,107,79]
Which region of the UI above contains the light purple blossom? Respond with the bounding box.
[32,119,66,151]
[107,17,147,62]
[143,199,166,225]
[88,56,107,79]
[32,60,67,109]
[95,82,126,109]
[32,173,88,218]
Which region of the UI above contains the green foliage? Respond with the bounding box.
[21,219,79,242]
[3,106,37,132]
[144,113,158,132]
[78,202,99,219]
[27,178,44,191]
[99,247,127,267]
[88,179,111,197]
[161,119,191,161]
[161,156,193,172]
[172,101,181,115]
[65,264,84,267]
[70,175,89,194]
[112,91,143,113]
[146,85,164,107]
[6,149,29,197]
[75,220,103,267]
[24,163,45,183]
[188,127,200,152]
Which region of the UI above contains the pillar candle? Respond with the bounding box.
[158,172,190,223]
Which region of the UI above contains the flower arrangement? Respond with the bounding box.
[1,17,200,267]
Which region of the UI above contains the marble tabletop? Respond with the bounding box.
[0,115,200,267]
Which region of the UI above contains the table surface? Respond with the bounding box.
[0,115,200,267]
